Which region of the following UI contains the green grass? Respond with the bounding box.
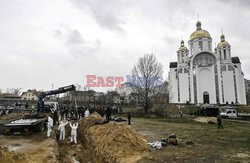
[132,117,250,162]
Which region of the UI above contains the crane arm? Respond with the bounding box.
[37,85,76,112]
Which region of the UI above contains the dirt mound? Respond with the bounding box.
[78,112,149,163]
[0,136,59,163]
[194,117,217,124]
[0,146,30,163]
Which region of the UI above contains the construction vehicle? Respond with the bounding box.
[37,85,76,112]
[0,85,76,134]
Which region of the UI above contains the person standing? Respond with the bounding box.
[47,116,53,138]
[84,108,90,117]
[53,110,58,125]
[217,115,223,129]
[106,106,112,122]
[127,112,132,125]
[70,122,78,144]
[58,121,68,141]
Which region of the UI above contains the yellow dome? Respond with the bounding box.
[217,34,230,48]
[178,40,188,52]
[178,46,188,51]
[190,30,211,40]
[217,41,230,48]
[189,21,211,41]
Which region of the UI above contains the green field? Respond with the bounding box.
[131,116,250,162]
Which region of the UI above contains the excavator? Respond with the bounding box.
[37,85,76,112]
[1,85,76,134]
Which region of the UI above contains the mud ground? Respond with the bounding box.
[0,113,90,163]
[1,113,250,163]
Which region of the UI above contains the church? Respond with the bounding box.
[168,21,246,105]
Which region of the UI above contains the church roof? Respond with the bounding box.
[231,57,240,64]
[170,62,177,68]
[178,40,188,52]
[217,34,230,48]
[189,21,211,41]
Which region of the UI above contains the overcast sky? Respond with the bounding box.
[0,0,250,92]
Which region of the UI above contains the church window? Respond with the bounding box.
[219,51,222,60]
[193,53,216,66]
[190,43,193,54]
[193,68,197,103]
[221,66,226,72]
[224,49,227,59]
[198,39,203,51]
[228,65,234,71]
[178,68,183,74]
[208,41,211,51]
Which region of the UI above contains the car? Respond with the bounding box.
[220,109,237,118]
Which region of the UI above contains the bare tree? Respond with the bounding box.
[83,84,92,91]
[131,53,163,113]
[75,83,82,91]
[5,88,22,95]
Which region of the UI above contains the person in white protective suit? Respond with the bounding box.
[58,120,68,140]
[84,109,90,117]
[47,116,53,138]
[70,122,78,144]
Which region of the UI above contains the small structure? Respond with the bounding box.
[21,90,40,100]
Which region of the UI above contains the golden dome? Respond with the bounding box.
[217,41,230,48]
[189,21,211,41]
[217,34,230,48]
[178,40,188,52]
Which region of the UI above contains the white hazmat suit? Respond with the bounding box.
[70,122,78,144]
[58,121,68,140]
[47,116,53,138]
[84,109,90,117]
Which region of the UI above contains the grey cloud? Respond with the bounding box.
[53,28,101,58]
[66,29,85,45]
[71,0,126,32]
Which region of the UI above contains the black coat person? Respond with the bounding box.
[127,112,132,125]
[106,106,112,122]
[53,110,58,125]
[217,116,223,129]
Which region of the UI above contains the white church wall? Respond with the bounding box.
[179,73,189,103]
[197,67,216,104]
[235,66,246,104]
[192,40,199,55]
[169,69,178,103]
[222,71,235,103]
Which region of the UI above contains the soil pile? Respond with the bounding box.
[0,146,29,163]
[78,112,149,163]
[0,137,59,163]
[194,117,217,124]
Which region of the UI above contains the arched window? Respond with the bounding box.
[198,39,203,51]
[224,49,227,59]
[193,52,216,66]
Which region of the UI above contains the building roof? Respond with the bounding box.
[170,62,177,68]
[178,40,188,52]
[21,90,41,96]
[189,21,211,41]
[217,34,230,48]
[231,57,240,64]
